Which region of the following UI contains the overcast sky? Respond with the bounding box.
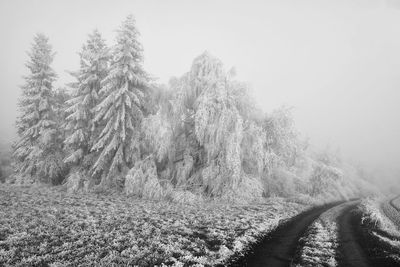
[0,0,399,176]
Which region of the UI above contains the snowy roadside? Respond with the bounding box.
[292,201,356,267]
[360,197,400,238]
[382,196,400,229]
[0,185,308,266]
[393,197,400,210]
[358,197,400,264]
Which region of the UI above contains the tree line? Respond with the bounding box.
[11,15,376,202]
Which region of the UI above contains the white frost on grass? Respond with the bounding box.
[0,185,307,266]
[296,221,338,267]
[371,232,400,263]
[372,232,400,248]
[359,197,400,261]
[360,197,400,238]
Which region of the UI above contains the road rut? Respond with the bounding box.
[228,202,341,267]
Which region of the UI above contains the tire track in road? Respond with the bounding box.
[228,202,342,267]
[229,199,397,267]
[337,202,372,267]
[292,200,359,267]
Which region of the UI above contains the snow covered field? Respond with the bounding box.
[0,185,307,266]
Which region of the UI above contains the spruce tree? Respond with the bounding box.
[91,15,148,186]
[64,30,109,178]
[13,34,64,184]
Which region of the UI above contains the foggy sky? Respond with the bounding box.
[0,0,399,177]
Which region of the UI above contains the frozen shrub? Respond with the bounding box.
[125,157,164,199]
[13,173,34,185]
[175,152,194,186]
[220,176,264,203]
[166,189,202,204]
[64,170,87,193]
[263,167,298,197]
[289,193,318,206]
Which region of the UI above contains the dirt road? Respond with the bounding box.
[228,202,340,267]
[229,199,399,267]
[337,202,372,267]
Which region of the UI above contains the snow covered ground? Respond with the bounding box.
[361,197,400,237]
[386,196,400,228]
[359,197,400,264]
[0,185,307,266]
[393,197,400,209]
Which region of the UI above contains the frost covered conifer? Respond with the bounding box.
[13,34,64,184]
[64,30,108,178]
[91,15,148,186]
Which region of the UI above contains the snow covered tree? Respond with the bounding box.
[241,120,268,176]
[194,77,242,195]
[64,30,109,189]
[262,107,301,167]
[149,52,262,200]
[309,150,343,199]
[13,34,65,184]
[123,50,374,201]
[91,15,148,186]
[53,87,70,123]
[256,107,311,197]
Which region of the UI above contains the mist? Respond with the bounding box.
[0,0,399,187]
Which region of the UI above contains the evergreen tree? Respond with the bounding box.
[13,34,64,184]
[91,15,148,186]
[64,30,109,178]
